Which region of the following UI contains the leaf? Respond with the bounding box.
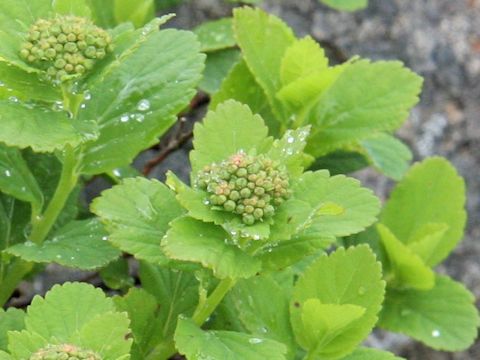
[6,219,121,270]
[309,151,369,175]
[91,177,184,264]
[199,49,241,94]
[162,217,261,279]
[0,101,82,152]
[360,134,412,180]
[211,61,279,136]
[380,157,466,266]
[341,347,404,360]
[194,18,236,52]
[380,275,480,351]
[175,317,288,360]
[306,60,423,156]
[100,258,134,290]
[376,224,434,290]
[0,144,43,208]
[114,0,155,28]
[233,7,295,121]
[25,282,115,341]
[190,100,269,174]
[85,0,116,28]
[0,309,25,351]
[407,223,448,266]
[320,0,368,11]
[280,36,328,86]
[78,22,205,174]
[0,195,30,250]
[53,0,92,17]
[7,331,46,359]
[227,276,296,356]
[291,246,385,359]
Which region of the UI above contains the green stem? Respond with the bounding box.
[192,277,237,326]
[29,147,79,244]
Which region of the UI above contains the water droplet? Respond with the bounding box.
[52,101,64,111]
[56,254,62,259]
[70,256,75,260]
[4,170,11,177]
[252,234,261,240]
[358,286,366,295]
[120,114,129,122]
[24,241,34,247]
[134,113,145,122]
[287,136,295,143]
[8,96,18,103]
[203,199,210,205]
[137,99,150,112]
[249,338,263,344]
[0,81,4,87]
[102,236,108,241]
[84,91,92,100]
[259,326,268,334]
[112,169,122,177]
[432,329,441,337]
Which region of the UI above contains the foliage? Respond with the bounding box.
[0,1,477,360]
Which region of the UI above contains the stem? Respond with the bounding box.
[192,277,236,326]
[29,147,79,244]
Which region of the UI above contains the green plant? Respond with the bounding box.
[0,2,478,360]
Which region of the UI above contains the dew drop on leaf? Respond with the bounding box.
[248,338,263,344]
[4,170,11,177]
[432,329,441,337]
[137,99,151,112]
[120,114,130,123]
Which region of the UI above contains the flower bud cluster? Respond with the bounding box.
[20,15,113,82]
[30,344,102,360]
[197,151,290,225]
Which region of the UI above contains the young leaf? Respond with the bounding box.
[194,18,236,52]
[5,219,121,270]
[199,49,241,94]
[306,60,423,156]
[175,317,288,360]
[380,157,466,266]
[0,145,43,209]
[91,177,185,264]
[380,275,480,351]
[0,309,25,351]
[233,7,295,121]
[162,217,261,279]
[360,133,412,180]
[341,347,404,360]
[407,223,449,265]
[291,246,385,359]
[377,224,435,290]
[7,331,46,360]
[114,0,155,28]
[53,0,92,18]
[190,100,269,174]
[78,21,205,174]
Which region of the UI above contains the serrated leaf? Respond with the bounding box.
[380,275,480,351]
[233,7,295,121]
[92,177,184,264]
[0,101,82,152]
[0,144,43,208]
[7,331,46,359]
[78,22,204,174]
[190,100,269,174]
[361,134,412,180]
[162,217,261,279]
[0,309,25,351]
[227,276,296,356]
[306,60,423,156]
[291,246,385,359]
[114,0,155,28]
[175,317,287,360]
[341,347,404,360]
[320,0,368,11]
[380,157,466,266]
[377,224,434,290]
[199,48,241,94]
[194,18,236,52]
[211,61,280,136]
[6,219,121,270]
[53,0,91,17]
[0,351,12,360]
[280,36,328,86]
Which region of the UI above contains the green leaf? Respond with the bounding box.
[100,258,134,290]
[0,309,25,351]
[361,134,412,180]
[199,49,241,94]
[78,22,205,174]
[0,144,43,208]
[376,224,434,290]
[25,282,115,341]
[91,177,184,264]
[291,246,385,359]
[211,61,279,136]
[7,331,46,359]
[162,217,261,279]
[114,0,155,28]
[6,219,121,270]
[190,100,269,174]
[227,276,296,355]
[233,7,295,121]
[320,0,368,11]
[306,60,423,156]
[175,317,288,360]
[0,195,30,250]
[194,18,236,52]
[86,0,116,28]
[53,0,92,17]
[341,347,404,360]
[309,151,369,175]
[380,157,466,266]
[380,275,480,351]
[280,36,328,86]
[407,223,448,266]
[0,101,82,153]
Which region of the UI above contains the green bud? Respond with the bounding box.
[236,168,248,177]
[240,188,251,198]
[229,191,240,201]
[243,214,255,225]
[20,49,30,59]
[29,344,102,360]
[224,200,236,212]
[253,208,264,219]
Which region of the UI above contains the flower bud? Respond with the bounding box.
[29,344,102,360]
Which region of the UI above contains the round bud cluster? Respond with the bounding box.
[20,15,113,82]
[197,151,291,225]
[30,344,102,360]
